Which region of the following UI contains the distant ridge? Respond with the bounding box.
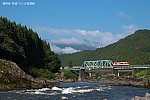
[59,30,150,66]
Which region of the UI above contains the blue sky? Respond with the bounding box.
[1,0,150,53]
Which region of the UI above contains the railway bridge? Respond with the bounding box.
[64,60,150,81]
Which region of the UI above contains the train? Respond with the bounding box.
[113,62,129,66]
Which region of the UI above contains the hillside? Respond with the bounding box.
[0,17,61,74]
[59,30,150,66]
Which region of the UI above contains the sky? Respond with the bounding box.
[0,0,150,54]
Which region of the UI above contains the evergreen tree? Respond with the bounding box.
[69,60,73,68]
[0,16,61,75]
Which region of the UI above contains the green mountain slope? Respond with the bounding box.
[59,30,150,66]
[0,17,61,73]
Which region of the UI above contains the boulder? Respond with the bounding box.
[0,59,57,90]
[131,93,150,100]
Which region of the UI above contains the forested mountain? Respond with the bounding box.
[0,17,61,73]
[59,30,150,66]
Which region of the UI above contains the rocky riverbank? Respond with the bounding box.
[131,93,150,100]
[0,59,58,91]
[87,74,150,88]
[1,58,149,92]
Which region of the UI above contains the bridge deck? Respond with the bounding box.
[113,65,150,69]
[65,65,150,71]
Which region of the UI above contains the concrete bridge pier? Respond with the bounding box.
[113,69,136,76]
[78,69,85,81]
[113,69,119,76]
[89,73,92,77]
[132,68,135,75]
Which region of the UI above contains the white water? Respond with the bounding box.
[2,82,150,100]
[13,84,109,95]
[16,85,109,95]
[52,86,63,91]
[61,86,104,94]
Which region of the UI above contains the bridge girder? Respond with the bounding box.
[82,60,113,69]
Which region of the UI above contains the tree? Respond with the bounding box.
[69,60,73,68]
[0,16,61,76]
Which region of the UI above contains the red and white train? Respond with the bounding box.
[113,62,129,66]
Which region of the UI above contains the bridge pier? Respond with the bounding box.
[78,69,85,81]
[113,69,136,76]
[132,68,135,75]
[89,73,92,77]
[113,69,119,76]
[118,72,120,76]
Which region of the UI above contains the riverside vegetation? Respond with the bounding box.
[1,16,150,90]
[0,17,61,90]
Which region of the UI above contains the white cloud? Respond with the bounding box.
[52,37,83,45]
[123,25,139,34]
[74,29,99,37]
[62,47,80,54]
[51,37,99,48]
[33,26,131,54]
[50,44,63,54]
[34,27,103,37]
[34,27,115,46]
[51,44,80,54]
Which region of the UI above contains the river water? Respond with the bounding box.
[0,82,150,100]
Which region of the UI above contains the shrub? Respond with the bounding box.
[30,68,54,79]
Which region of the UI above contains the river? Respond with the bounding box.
[0,82,150,100]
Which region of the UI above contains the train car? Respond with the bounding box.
[113,62,129,66]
